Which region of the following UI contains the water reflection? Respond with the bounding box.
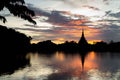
[0,52,120,80]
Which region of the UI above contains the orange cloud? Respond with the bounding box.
[69,19,87,26]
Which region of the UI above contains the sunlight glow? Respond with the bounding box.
[88,40,102,44]
[83,52,98,71]
[53,38,66,44]
[53,52,98,76]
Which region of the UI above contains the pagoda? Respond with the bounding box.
[78,28,88,45]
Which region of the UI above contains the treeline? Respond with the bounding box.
[30,40,91,53]
[30,40,120,53]
[0,25,31,75]
[93,41,120,52]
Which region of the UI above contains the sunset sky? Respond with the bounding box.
[1,0,120,44]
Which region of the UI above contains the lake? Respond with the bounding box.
[0,51,120,80]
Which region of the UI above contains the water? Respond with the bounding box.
[0,51,120,80]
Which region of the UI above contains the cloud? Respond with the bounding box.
[15,24,101,43]
[27,4,51,17]
[59,0,84,7]
[27,3,89,27]
[24,3,120,43]
[103,0,108,1]
[20,4,102,43]
[103,10,111,17]
[96,11,120,25]
[92,19,120,27]
[109,12,120,18]
[99,24,120,42]
[102,0,110,5]
[83,5,100,11]
[103,0,109,2]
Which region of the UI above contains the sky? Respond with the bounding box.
[1,0,120,44]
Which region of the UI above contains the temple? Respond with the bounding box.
[78,28,88,45]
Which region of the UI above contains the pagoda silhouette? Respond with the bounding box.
[78,28,88,45]
[78,27,89,52]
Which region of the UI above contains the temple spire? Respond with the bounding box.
[82,26,84,38]
[78,26,88,45]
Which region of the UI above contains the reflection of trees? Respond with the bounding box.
[0,0,36,24]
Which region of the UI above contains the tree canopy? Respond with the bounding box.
[0,0,36,24]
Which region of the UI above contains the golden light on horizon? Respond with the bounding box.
[30,25,102,44]
[88,40,102,44]
[30,40,40,44]
[31,39,102,44]
[53,38,66,44]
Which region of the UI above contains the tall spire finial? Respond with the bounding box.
[82,26,84,36]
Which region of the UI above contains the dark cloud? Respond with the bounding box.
[104,10,111,17]
[103,0,108,1]
[45,10,71,25]
[96,19,120,25]
[27,4,70,25]
[26,4,88,27]
[27,3,50,17]
[109,12,120,18]
[14,27,57,33]
[14,26,79,42]
[24,24,54,29]
[83,5,100,11]
[103,0,111,2]
[98,11,120,24]
[102,0,110,5]
[100,24,120,30]
[95,24,120,42]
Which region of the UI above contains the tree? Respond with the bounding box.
[0,0,36,24]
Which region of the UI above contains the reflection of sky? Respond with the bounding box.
[1,0,120,43]
[0,52,120,80]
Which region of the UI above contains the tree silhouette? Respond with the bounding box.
[0,0,36,24]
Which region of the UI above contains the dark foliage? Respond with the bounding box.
[92,41,120,52]
[0,0,36,24]
[58,41,79,53]
[93,41,108,52]
[0,25,31,75]
[35,40,57,53]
